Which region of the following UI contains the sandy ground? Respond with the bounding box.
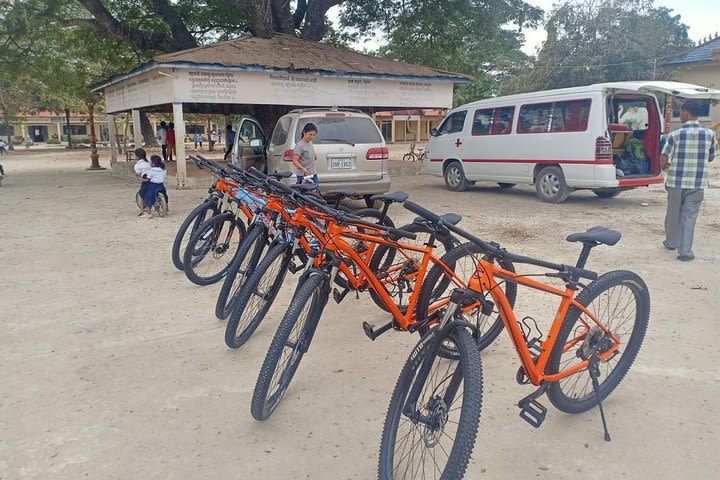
[1,150,719,479]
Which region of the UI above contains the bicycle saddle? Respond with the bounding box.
[566,226,621,246]
[290,183,317,191]
[413,212,462,226]
[369,191,409,204]
[269,171,293,179]
[326,188,357,198]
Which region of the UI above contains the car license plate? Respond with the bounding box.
[330,159,353,170]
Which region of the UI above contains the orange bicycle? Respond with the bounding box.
[378,200,650,479]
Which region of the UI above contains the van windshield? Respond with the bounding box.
[295,116,382,144]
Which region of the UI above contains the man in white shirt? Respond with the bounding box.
[156,121,168,161]
[619,106,649,131]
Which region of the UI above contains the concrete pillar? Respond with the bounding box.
[173,102,187,188]
[131,109,142,148]
[390,118,396,144]
[107,114,118,164]
[55,122,63,141]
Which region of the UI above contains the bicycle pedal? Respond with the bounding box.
[362,321,392,341]
[333,287,350,304]
[518,398,547,428]
[288,261,302,274]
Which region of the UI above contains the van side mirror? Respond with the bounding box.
[249,138,263,148]
[430,128,438,137]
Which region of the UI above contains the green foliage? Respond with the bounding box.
[340,0,543,104]
[502,0,694,94]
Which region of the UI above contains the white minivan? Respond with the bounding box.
[424,81,720,202]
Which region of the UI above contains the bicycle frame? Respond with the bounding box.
[465,259,621,386]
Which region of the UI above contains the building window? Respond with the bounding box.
[672,98,711,118]
[63,125,87,136]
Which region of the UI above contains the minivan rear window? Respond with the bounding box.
[295,116,382,144]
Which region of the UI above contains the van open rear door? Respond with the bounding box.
[600,81,720,100]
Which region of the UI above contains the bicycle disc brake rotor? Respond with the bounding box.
[421,395,449,447]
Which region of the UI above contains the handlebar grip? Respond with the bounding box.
[403,200,442,224]
[387,227,418,240]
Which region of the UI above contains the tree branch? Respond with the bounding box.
[153,0,197,50]
[299,0,344,41]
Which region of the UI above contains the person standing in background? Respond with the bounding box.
[661,100,717,261]
[166,123,176,162]
[223,125,236,161]
[156,121,168,161]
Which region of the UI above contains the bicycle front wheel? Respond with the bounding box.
[215,223,268,319]
[171,200,218,270]
[546,270,650,413]
[224,239,292,348]
[378,326,482,480]
[415,242,517,355]
[251,271,327,421]
[183,212,246,286]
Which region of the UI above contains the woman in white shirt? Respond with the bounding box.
[140,155,168,218]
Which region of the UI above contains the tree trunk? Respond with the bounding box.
[65,108,73,148]
[86,100,101,169]
[252,105,292,140]
[140,111,158,147]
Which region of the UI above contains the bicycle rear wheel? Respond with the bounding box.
[546,270,650,413]
[251,271,328,421]
[171,199,218,270]
[215,223,268,319]
[378,326,482,480]
[154,192,168,217]
[224,239,292,348]
[367,223,455,314]
[183,212,246,286]
[135,191,143,210]
[415,242,517,356]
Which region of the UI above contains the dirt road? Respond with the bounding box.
[1,151,718,479]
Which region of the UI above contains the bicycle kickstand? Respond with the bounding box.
[588,353,612,441]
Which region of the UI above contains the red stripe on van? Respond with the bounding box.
[439,158,614,165]
[618,176,663,187]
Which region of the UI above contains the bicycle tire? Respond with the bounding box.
[182,211,246,286]
[251,271,328,421]
[135,191,143,210]
[224,239,292,348]
[171,200,218,270]
[154,192,168,217]
[215,223,268,319]
[546,270,650,413]
[378,326,482,480]
[367,223,455,314]
[402,153,415,162]
[415,242,517,357]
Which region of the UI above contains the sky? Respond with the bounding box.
[520,0,720,55]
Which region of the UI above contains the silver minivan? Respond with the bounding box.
[233,108,391,205]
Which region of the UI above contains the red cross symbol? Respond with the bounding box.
[455,138,462,147]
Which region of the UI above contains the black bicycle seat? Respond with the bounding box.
[326,188,357,198]
[413,212,462,226]
[566,226,621,246]
[268,171,293,179]
[290,183,317,191]
[370,191,410,204]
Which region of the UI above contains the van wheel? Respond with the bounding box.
[444,161,468,192]
[498,183,516,189]
[593,188,621,199]
[536,166,570,203]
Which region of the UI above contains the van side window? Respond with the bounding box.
[550,100,591,132]
[472,109,493,135]
[270,117,291,146]
[491,107,515,135]
[438,111,467,135]
[519,100,590,134]
[518,103,552,133]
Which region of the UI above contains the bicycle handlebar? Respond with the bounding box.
[403,200,596,280]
